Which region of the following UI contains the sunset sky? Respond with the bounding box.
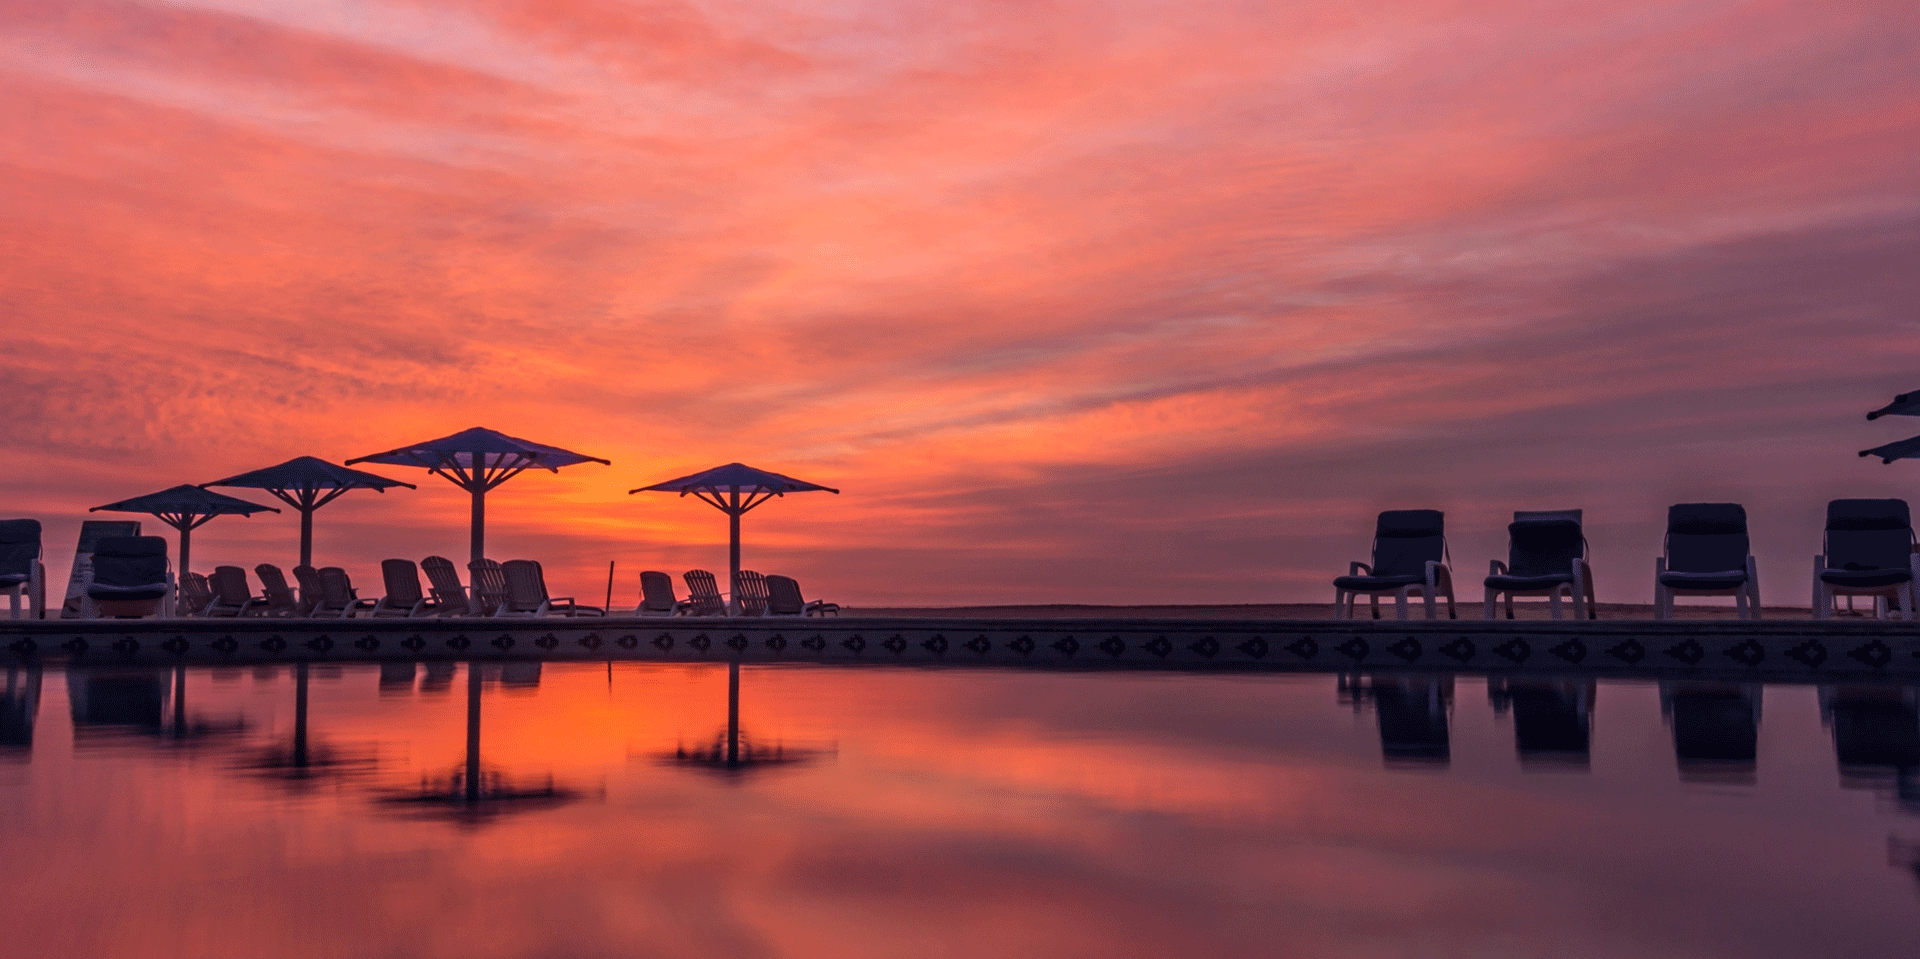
[4,0,1919,604]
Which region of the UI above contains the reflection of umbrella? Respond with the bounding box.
[630,464,838,614]
[377,663,578,823]
[661,662,821,780]
[203,457,414,567]
[232,662,375,786]
[90,485,279,578]
[347,428,609,565]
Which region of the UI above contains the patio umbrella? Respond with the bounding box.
[629,463,838,614]
[1861,390,1920,464]
[346,428,609,565]
[202,457,415,568]
[90,485,278,577]
[1867,391,1920,420]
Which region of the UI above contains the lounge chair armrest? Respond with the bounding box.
[1348,562,1372,575]
[1488,560,1507,575]
[1423,560,1450,589]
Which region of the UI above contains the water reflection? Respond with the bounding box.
[1662,682,1763,783]
[1490,678,1594,769]
[0,665,38,755]
[6,663,1920,957]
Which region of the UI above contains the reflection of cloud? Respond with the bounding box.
[3,1,1919,603]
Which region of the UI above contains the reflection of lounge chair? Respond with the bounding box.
[420,556,471,617]
[1371,676,1453,768]
[1814,499,1918,620]
[638,571,692,616]
[1661,682,1761,784]
[86,536,171,618]
[466,559,508,616]
[499,560,604,617]
[253,564,307,617]
[204,566,266,617]
[1821,686,1920,805]
[735,570,770,616]
[1332,510,1455,620]
[0,519,45,620]
[1655,503,1760,620]
[682,570,726,616]
[312,567,377,618]
[1490,679,1593,770]
[1484,510,1595,620]
[766,575,839,616]
[177,572,215,617]
[370,559,439,618]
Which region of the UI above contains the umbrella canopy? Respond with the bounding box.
[346,428,609,565]
[203,456,415,567]
[630,463,838,614]
[1867,391,1920,420]
[90,485,278,578]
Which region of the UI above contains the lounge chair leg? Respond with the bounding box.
[1733,588,1746,621]
[1395,588,1409,621]
[1483,589,1496,621]
[1333,589,1346,620]
[1505,595,1515,620]
[1369,594,1380,620]
[1549,588,1563,621]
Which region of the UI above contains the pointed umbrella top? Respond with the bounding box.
[91,485,279,579]
[631,463,839,499]
[346,427,609,473]
[92,484,280,519]
[1861,435,1920,465]
[203,457,415,568]
[1867,391,1920,420]
[204,456,416,493]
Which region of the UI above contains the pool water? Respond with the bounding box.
[1,662,1916,958]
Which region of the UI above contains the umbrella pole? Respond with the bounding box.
[299,507,314,569]
[177,521,193,584]
[293,662,309,769]
[728,487,742,616]
[470,487,486,567]
[727,660,740,767]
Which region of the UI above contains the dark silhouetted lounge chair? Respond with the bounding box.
[370,559,439,618]
[1484,510,1594,620]
[682,570,727,616]
[253,564,308,617]
[0,519,45,620]
[204,565,266,618]
[638,570,692,616]
[1332,509,1455,620]
[1655,503,1760,620]
[313,567,377,618]
[420,556,471,617]
[292,565,325,615]
[500,560,604,617]
[1814,499,1918,620]
[734,570,770,616]
[466,559,509,616]
[766,574,839,616]
[86,536,170,618]
[177,571,215,617]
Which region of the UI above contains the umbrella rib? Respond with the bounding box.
[737,487,780,515]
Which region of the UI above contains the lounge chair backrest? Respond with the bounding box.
[639,570,680,613]
[683,570,725,616]
[208,566,254,605]
[1825,499,1915,571]
[317,567,359,608]
[467,559,508,615]
[178,572,213,615]
[292,565,324,608]
[1371,509,1445,577]
[736,570,769,616]
[1508,520,1585,577]
[1515,509,1582,524]
[420,556,470,614]
[381,559,426,607]
[765,574,806,615]
[92,536,168,587]
[0,519,42,578]
[1666,503,1749,574]
[501,560,548,613]
[255,564,303,613]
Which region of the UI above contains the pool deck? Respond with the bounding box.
[4,603,1917,682]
